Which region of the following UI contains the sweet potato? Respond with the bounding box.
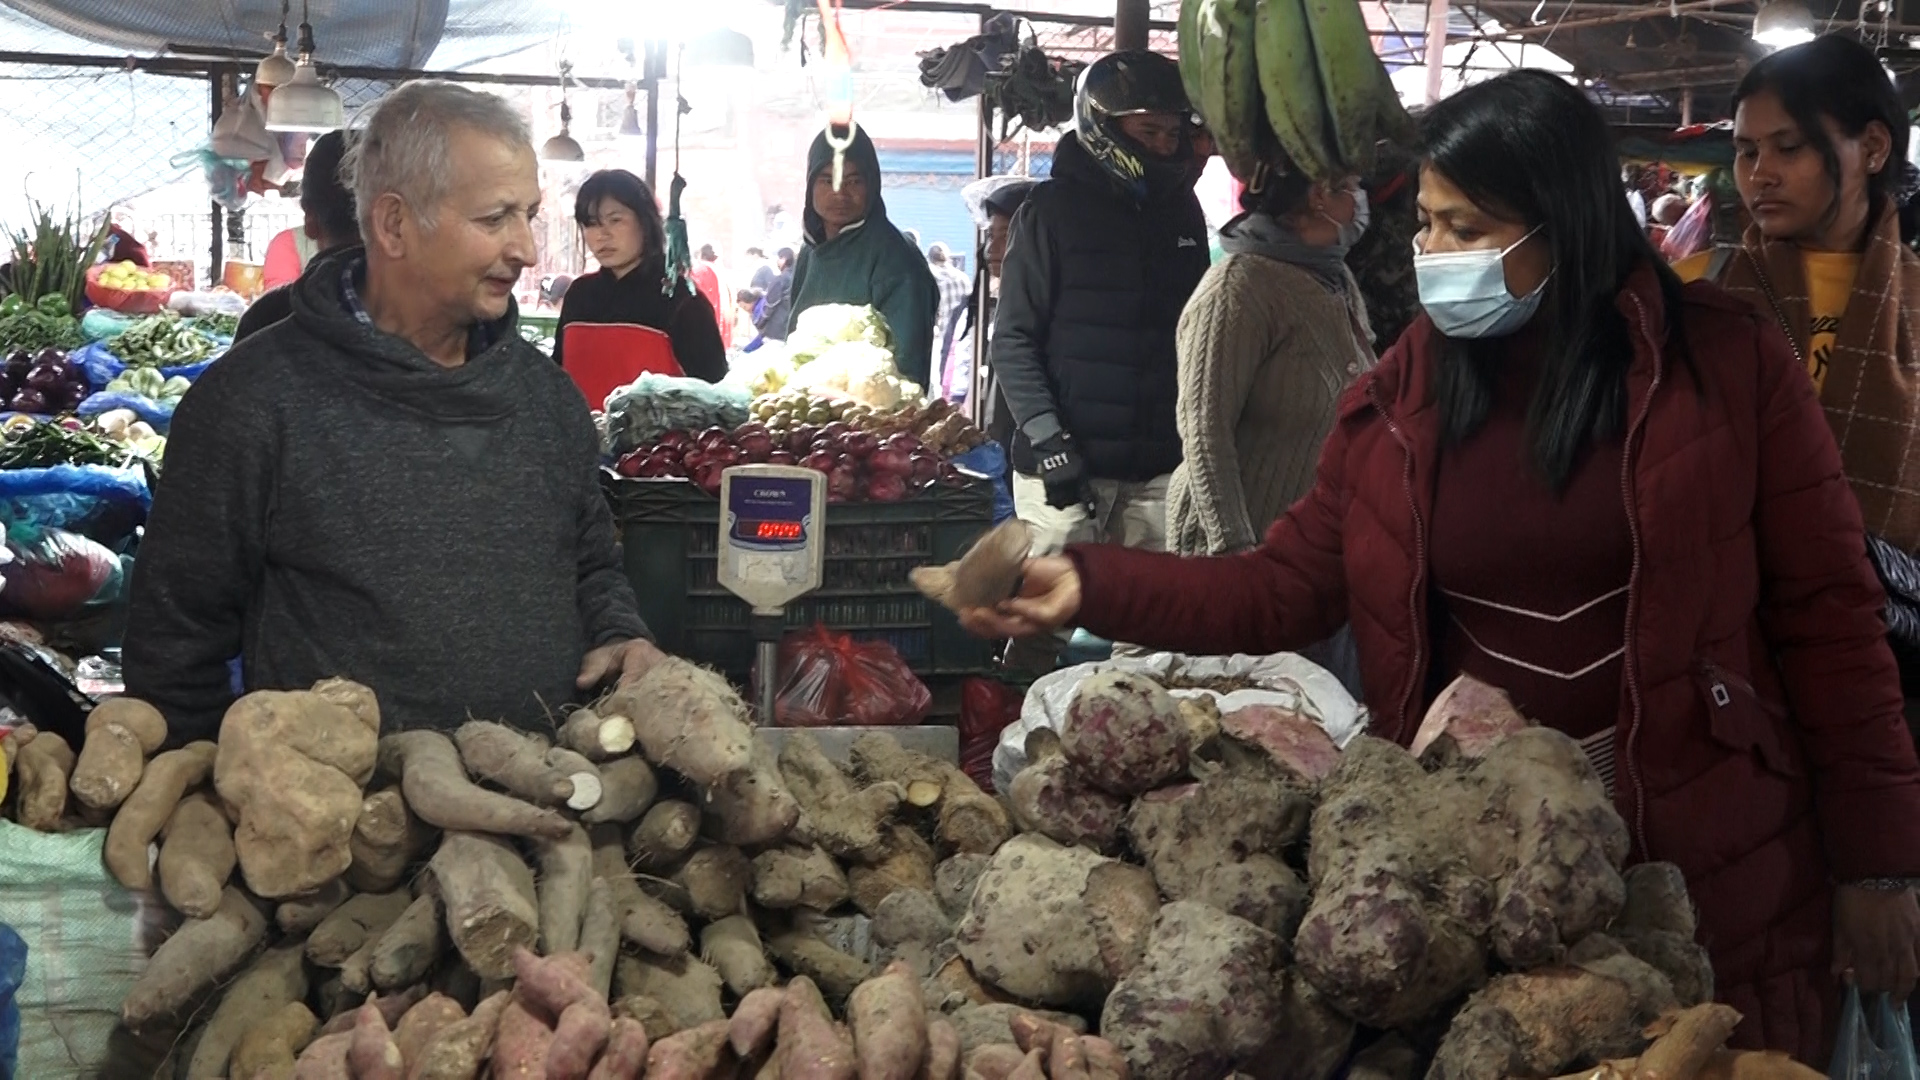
[603,659,756,783]
[231,1000,318,1080]
[107,740,218,886]
[391,994,467,1074]
[534,823,594,953]
[678,844,753,920]
[317,984,429,1037]
[410,990,509,1080]
[921,1017,963,1080]
[850,825,937,916]
[308,890,413,967]
[850,960,930,1080]
[944,1006,1087,1057]
[1006,729,1128,854]
[185,944,308,1079]
[431,831,540,980]
[629,798,702,870]
[848,732,1011,856]
[580,876,620,999]
[701,914,778,995]
[277,879,351,935]
[589,1017,651,1080]
[370,891,447,991]
[1057,672,1190,796]
[158,790,237,919]
[453,720,577,805]
[1100,901,1285,1080]
[779,732,904,861]
[379,730,570,839]
[615,952,725,1030]
[70,696,168,810]
[752,843,852,910]
[12,726,72,832]
[348,786,436,893]
[591,823,692,956]
[911,520,1029,612]
[728,987,786,1058]
[293,1032,353,1079]
[702,737,802,847]
[492,995,558,1080]
[512,949,610,1080]
[347,1001,405,1080]
[778,976,856,1080]
[217,686,381,898]
[963,1044,1027,1080]
[559,706,637,761]
[646,1019,735,1080]
[123,886,270,1028]
[1410,674,1530,760]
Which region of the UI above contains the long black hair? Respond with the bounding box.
[1420,69,1685,493]
[1732,35,1914,243]
[574,169,666,262]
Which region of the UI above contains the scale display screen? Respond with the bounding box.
[727,477,814,550]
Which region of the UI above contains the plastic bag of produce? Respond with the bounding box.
[602,373,751,455]
[0,822,176,1080]
[1829,987,1919,1080]
[0,466,149,547]
[75,393,176,434]
[951,441,1013,524]
[761,624,933,728]
[991,650,1368,792]
[0,530,122,621]
[959,676,1023,789]
[72,341,216,394]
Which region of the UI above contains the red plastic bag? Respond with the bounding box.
[768,625,931,728]
[958,677,1023,790]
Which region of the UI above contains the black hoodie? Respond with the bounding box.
[123,247,649,740]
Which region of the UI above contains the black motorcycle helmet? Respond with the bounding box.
[1074,50,1194,195]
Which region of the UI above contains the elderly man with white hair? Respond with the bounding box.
[123,81,662,740]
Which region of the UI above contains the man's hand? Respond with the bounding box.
[1034,434,1091,511]
[577,638,667,691]
[1834,883,1920,1002]
[958,556,1082,639]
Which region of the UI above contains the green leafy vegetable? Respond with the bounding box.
[0,420,124,469]
[190,313,239,339]
[0,307,83,353]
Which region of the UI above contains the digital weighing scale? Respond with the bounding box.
[717,464,827,723]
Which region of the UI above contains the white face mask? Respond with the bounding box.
[1323,189,1370,252]
[1413,225,1551,339]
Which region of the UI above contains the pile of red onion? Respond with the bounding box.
[616,422,962,501]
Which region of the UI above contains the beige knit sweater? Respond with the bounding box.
[1167,254,1376,555]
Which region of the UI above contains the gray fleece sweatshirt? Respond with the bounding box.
[124,248,649,741]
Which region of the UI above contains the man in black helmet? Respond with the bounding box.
[990,50,1209,570]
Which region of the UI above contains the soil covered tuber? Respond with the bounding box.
[13,727,73,832]
[156,789,237,919]
[701,914,778,995]
[1006,729,1128,854]
[534,823,595,954]
[1610,862,1715,1007]
[1124,766,1312,908]
[767,922,873,1006]
[70,696,168,811]
[369,891,446,991]
[578,753,656,824]
[849,732,1010,856]
[603,658,756,784]
[850,824,937,916]
[379,730,570,839]
[453,720,576,805]
[678,843,753,920]
[559,705,637,761]
[934,855,991,921]
[346,786,435,893]
[1100,901,1284,1080]
[753,843,852,911]
[231,1000,318,1080]
[911,520,1029,613]
[123,886,270,1029]
[104,739,214,887]
[779,732,904,861]
[431,830,540,980]
[1426,954,1677,1080]
[307,890,412,966]
[184,944,307,1078]
[629,799,702,870]
[616,952,726,1030]
[277,879,351,935]
[591,823,692,956]
[1057,672,1190,796]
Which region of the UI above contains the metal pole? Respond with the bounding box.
[971,12,994,427]
[1680,87,1694,125]
[645,81,660,191]
[1424,0,1450,105]
[1115,0,1150,50]
[208,64,230,288]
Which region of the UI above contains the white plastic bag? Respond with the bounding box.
[991,651,1368,793]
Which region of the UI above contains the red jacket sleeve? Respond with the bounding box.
[1068,381,1360,654]
[1747,310,1920,880]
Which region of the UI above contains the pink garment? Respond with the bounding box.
[261,228,307,290]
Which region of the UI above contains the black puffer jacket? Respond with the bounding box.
[989,133,1210,480]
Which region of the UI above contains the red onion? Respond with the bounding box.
[868,444,915,478]
[843,431,879,460]
[657,429,692,450]
[696,426,730,451]
[867,472,908,502]
[767,450,799,465]
[615,451,649,477]
[802,448,838,474]
[827,464,862,503]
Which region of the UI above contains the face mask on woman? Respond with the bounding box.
[1413,225,1551,338]
[1325,189,1371,252]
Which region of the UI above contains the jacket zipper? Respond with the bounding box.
[1369,381,1428,741]
[1619,293,1663,859]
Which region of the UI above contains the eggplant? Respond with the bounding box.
[24,364,64,392]
[10,388,47,414]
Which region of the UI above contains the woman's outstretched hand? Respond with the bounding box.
[958,555,1083,639]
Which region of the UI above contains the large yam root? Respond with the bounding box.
[954,835,1153,1010]
[700,914,778,995]
[157,790,237,919]
[453,720,584,807]
[591,824,691,957]
[752,843,852,911]
[602,658,755,783]
[70,696,167,811]
[1058,672,1190,796]
[849,732,1011,856]
[779,732,904,861]
[1007,729,1127,854]
[677,844,753,920]
[850,825,937,916]
[231,1000,318,1079]
[911,520,1030,612]
[122,886,269,1028]
[579,754,656,825]
[1294,731,1629,1028]
[347,786,435,893]
[534,823,595,954]
[616,952,726,1030]
[767,921,873,1006]
[379,730,571,839]
[185,944,308,1078]
[558,705,637,761]
[216,684,381,898]
[105,740,215,888]
[1426,955,1677,1080]
[13,727,72,832]
[630,799,702,870]
[1611,862,1715,1008]
[369,891,447,991]
[1099,901,1283,1080]
[1124,768,1311,904]
[701,737,801,848]
[431,831,540,980]
[307,890,412,967]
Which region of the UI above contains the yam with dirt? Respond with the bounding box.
[677,843,753,920]
[1411,674,1531,760]
[777,976,857,1079]
[12,727,72,832]
[1123,764,1312,903]
[346,786,435,893]
[579,876,620,998]
[431,830,540,980]
[277,879,351,935]
[849,959,930,1080]
[629,798,702,870]
[1218,704,1344,782]
[70,696,168,810]
[615,951,726,1030]
[1100,900,1285,1080]
[942,1005,1087,1057]
[850,824,938,916]
[409,990,510,1080]
[184,944,307,1079]
[933,855,991,921]
[369,890,447,991]
[105,740,216,886]
[534,823,595,953]
[1057,672,1190,796]
[767,922,873,1006]
[1294,730,1629,1029]
[872,887,954,952]
[849,732,1011,856]
[954,835,1158,1009]
[559,705,637,761]
[157,790,237,919]
[452,720,577,805]
[702,737,803,847]
[1426,953,1678,1080]
[575,753,651,823]
[378,730,570,839]
[701,914,778,995]
[601,659,756,784]
[591,823,691,956]
[752,843,852,910]
[1610,861,1715,1007]
[1006,729,1128,854]
[307,890,413,966]
[123,886,270,1028]
[231,1000,318,1080]
[911,520,1030,612]
[1243,975,1357,1080]
[779,732,905,861]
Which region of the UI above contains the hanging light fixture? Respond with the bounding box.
[541,60,586,161]
[619,83,645,137]
[254,0,297,89]
[1752,0,1816,48]
[266,0,345,133]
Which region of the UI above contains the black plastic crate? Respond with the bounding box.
[604,473,998,676]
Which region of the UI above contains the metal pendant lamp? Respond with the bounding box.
[266,0,345,133]
[541,60,586,162]
[254,0,297,88]
[1751,0,1816,48]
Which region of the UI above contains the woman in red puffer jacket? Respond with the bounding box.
[963,70,1920,1064]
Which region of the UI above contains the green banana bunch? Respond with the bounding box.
[1253,0,1340,183]
[1300,0,1409,175]
[1178,0,1267,185]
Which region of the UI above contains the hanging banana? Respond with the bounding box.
[1299,0,1406,175]
[1180,0,1267,185]
[1253,0,1342,182]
